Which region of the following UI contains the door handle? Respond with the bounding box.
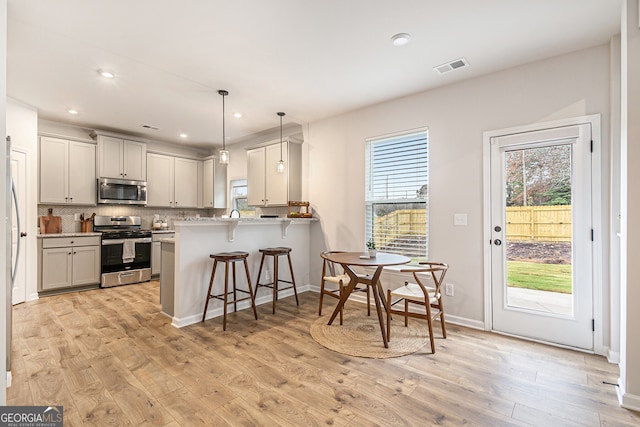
[494,239,502,246]
[20,232,27,237]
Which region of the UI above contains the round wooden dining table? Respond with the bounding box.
[324,252,411,348]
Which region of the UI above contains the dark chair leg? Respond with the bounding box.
[254,253,266,299]
[242,259,258,320]
[202,259,218,322]
[272,255,278,314]
[286,253,299,306]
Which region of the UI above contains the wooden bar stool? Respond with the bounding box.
[254,247,299,314]
[202,251,258,331]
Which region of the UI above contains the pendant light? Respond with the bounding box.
[276,112,286,173]
[218,90,229,165]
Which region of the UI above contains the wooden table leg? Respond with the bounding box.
[369,267,388,348]
[327,265,359,326]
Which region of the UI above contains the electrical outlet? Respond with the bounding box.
[445,283,454,296]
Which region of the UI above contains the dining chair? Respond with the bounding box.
[386,261,449,353]
[318,251,371,325]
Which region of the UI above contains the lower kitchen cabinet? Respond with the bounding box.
[39,236,101,292]
[152,232,175,276]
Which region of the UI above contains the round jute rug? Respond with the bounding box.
[310,310,429,358]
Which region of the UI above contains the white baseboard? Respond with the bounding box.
[172,285,482,329]
[617,380,640,411]
[607,349,621,364]
[339,289,485,330]
[171,284,313,328]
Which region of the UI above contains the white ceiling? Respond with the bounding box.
[7,0,622,149]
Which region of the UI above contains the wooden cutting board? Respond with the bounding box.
[39,208,62,234]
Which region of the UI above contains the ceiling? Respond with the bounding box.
[7,0,622,150]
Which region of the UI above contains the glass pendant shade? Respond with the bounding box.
[277,111,286,173]
[219,149,229,165]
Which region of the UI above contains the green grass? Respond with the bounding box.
[507,261,573,294]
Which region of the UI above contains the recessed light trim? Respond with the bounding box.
[67,109,79,115]
[233,112,242,119]
[98,69,115,79]
[391,33,411,46]
[179,133,188,138]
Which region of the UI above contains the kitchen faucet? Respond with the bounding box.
[229,209,240,218]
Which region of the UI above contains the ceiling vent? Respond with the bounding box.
[141,124,160,130]
[434,57,469,75]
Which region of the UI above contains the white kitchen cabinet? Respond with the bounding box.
[203,157,227,208]
[247,138,301,206]
[39,236,101,292]
[39,136,96,205]
[97,135,146,181]
[174,157,198,207]
[152,232,175,276]
[147,153,199,208]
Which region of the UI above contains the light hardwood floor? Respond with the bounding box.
[7,281,640,426]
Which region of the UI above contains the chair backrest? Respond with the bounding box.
[416,261,449,292]
[320,251,346,277]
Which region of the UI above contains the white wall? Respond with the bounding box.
[7,98,38,301]
[306,44,611,326]
[618,0,640,411]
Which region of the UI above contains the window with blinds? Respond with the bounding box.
[365,129,428,261]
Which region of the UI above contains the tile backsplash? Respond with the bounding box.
[37,205,221,233]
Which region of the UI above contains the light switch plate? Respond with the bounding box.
[454,213,468,226]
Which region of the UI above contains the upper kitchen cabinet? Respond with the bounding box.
[247,138,301,206]
[147,153,199,208]
[96,134,147,181]
[203,157,227,208]
[39,136,96,205]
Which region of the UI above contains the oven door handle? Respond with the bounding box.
[102,237,152,245]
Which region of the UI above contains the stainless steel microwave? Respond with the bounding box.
[97,178,147,205]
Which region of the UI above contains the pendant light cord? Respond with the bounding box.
[219,90,228,151]
[278,111,285,161]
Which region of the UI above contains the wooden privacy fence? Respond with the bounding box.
[506,205,572,242]
[373,209,426,248]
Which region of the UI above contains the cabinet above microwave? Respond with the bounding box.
[93,133,147,181]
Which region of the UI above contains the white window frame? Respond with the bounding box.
[365,128,429,261]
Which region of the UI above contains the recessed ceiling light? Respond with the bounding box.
[233,112,242,119]
[391,33,411,46]
[67,109,79,115]
[98,69,115,79]
[179,133,188,138]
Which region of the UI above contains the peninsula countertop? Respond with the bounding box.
[168,216,316,328]
[178,216,318,222]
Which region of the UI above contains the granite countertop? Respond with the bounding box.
[177,217,317,222]
[37,232,102,238]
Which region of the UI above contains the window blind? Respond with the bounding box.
[365,130,428,260]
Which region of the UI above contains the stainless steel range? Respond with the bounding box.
[94,215,152,287]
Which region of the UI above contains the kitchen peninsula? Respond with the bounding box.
[166,217,317,327]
